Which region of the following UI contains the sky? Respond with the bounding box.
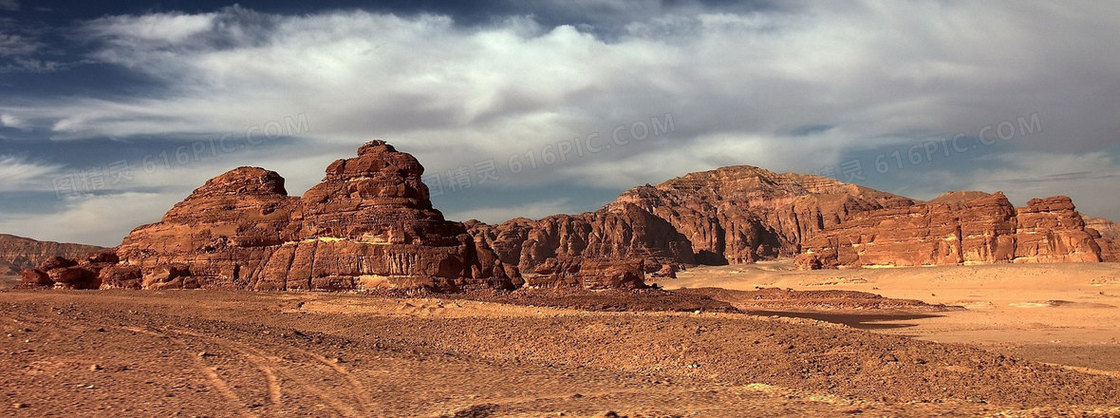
[0,0,1118,246]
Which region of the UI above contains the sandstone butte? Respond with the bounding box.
[24,141,539,292]
[20,140,1120,291]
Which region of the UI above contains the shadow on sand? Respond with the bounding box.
[745,310,945,330]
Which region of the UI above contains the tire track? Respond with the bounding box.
[119,326,259,418]
[167,327,376,417]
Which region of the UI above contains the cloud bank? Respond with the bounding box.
[1,1,1119,245]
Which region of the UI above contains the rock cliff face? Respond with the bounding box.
[797,193,1108,269]
[1011,197,1101,263]
[469,165,914,273]
[0,234,104,276]
[796,192,1018,269]
[107,140,519,292]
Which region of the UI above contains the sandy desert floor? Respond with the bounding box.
[1,263,1119,416]
[668,261,1120,373]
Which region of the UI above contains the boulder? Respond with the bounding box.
[98,265,143,289]
[19,268,51,286]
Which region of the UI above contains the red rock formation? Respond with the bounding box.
[467,202,695,275]
[798,193,1107,269]
[1084,216,1120,262]
[796,192,1017,269]
[19,252,120,289]
[470,165,913,273]
[112,140,518,292]
[1012,197,1101,263]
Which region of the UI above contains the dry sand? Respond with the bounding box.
[666,261,1120,373]
[2,262,1119,416]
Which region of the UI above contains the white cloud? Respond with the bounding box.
[86,12,217,43]
[0,32,37,55]
[0,113,26,129]
[0,156,61,192]
[4,2,1120,243]
[0,0,17,12]
[0,192,174,246]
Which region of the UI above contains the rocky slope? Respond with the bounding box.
[0,234,104,276]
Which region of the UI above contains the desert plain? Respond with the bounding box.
[3,261,1119,417]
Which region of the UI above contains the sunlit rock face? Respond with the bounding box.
[113,140,518,292]
[797,192,1108,269]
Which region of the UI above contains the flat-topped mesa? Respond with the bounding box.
[109,140,519,292]
[796,191,1018,269]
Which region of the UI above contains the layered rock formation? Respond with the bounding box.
[796,192,1018,269]
[797,193,1109,269]
[0,234,104,276]
[469,165,914,274]
[104,140,520,292]
[1084,216,1120,262]
[1012,196,1101,263]
[469,164,1116,272]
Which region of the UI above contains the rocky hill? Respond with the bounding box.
[469,165,916,273]
[0,234,103,276]
[24,141,545,291]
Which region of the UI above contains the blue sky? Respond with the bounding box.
[1,0,1118,246]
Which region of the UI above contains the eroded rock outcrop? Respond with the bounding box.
[797,193,1109,269]
[1012,197,1101,263]
[524,257,646,290]
[19,252,119,289]
[796,192,1018,269]
[109,140,519,292]
[1084,216,1120,262]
